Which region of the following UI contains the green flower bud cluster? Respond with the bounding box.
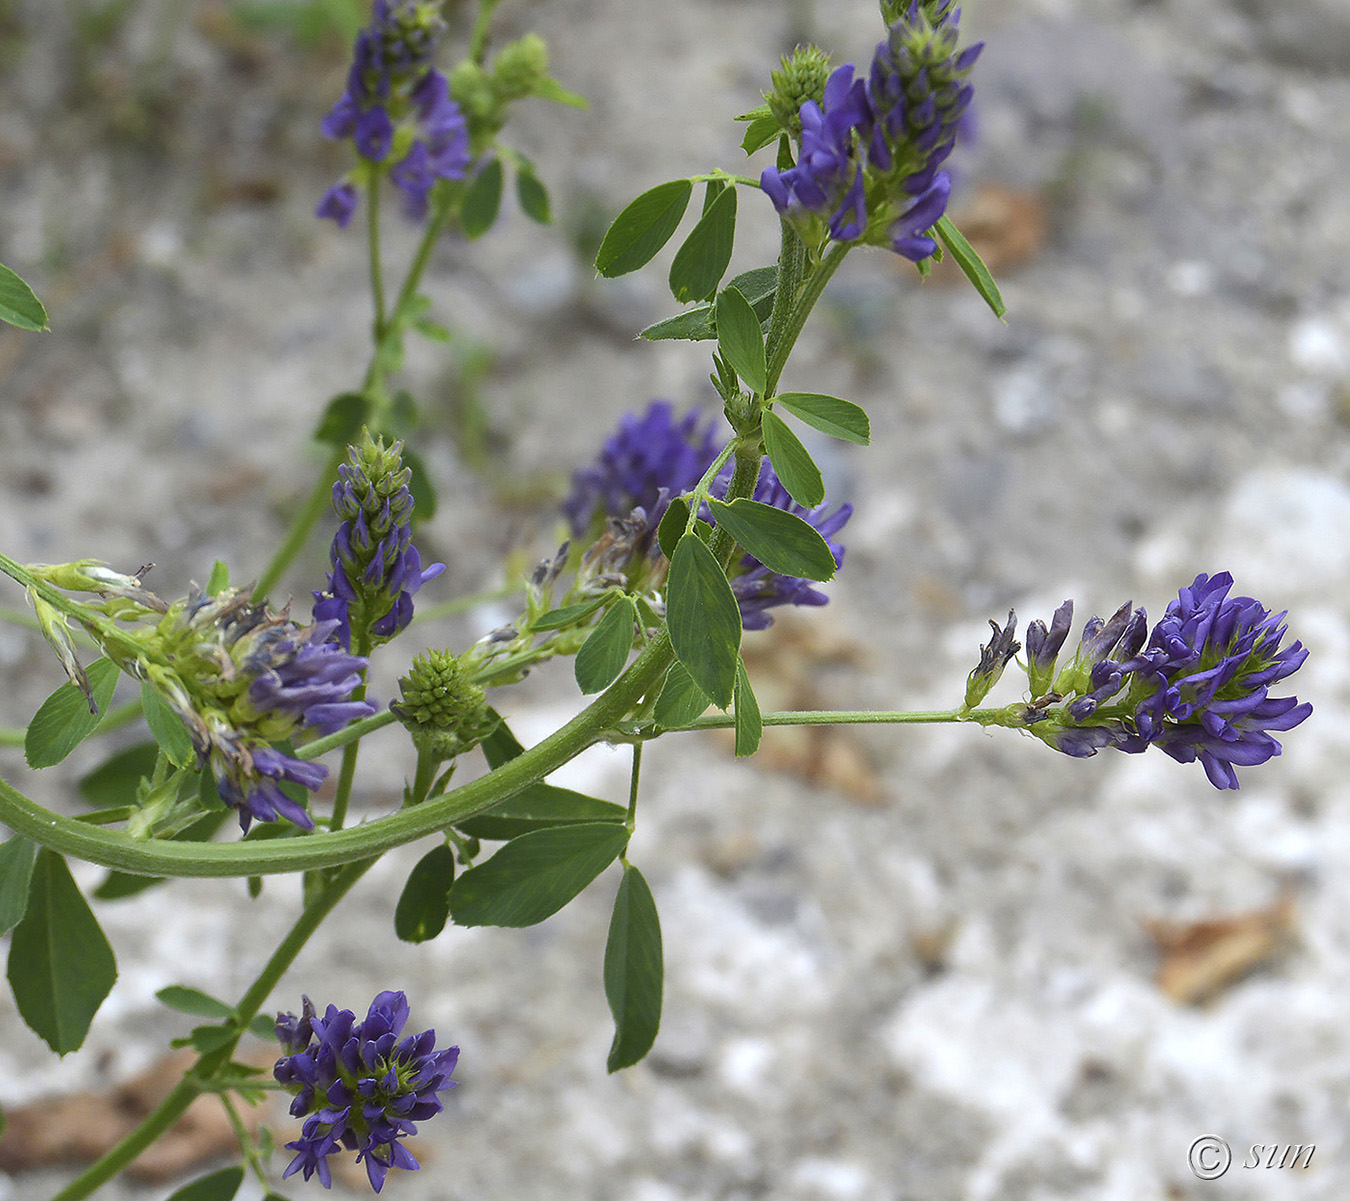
[764,45,833,138]
[449,34,581,148]
[392,648,494,760]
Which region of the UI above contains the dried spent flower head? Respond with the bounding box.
[274,991,459,1193]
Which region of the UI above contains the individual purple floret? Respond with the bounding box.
[1022,573,1311,790]
[563,401,852,630]
[313,430,445,650]
[317,0,471,226]
[274,991,459,1193]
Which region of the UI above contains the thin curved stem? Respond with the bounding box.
[765,240,851,397]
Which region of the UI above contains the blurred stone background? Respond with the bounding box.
[2,0,1350,1198]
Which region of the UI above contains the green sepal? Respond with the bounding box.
[163,1165,245,1201]
[25,657,121,769]
[7,850,118,1055]
[394,844,457,943]
[668,184,737,304]
[715,286,767,396]
[595,179,693,278]
[760,410,824,508]
[773,392,870,445]
[733,659,763,757]
[574,596,638,694]
[0,837,37,937]
[140,682,196,768]
[604,863,663,1072]
[447,822,629,928]
[667,533,740,710]
[707,497,836,581]
[461,158,504,239]
[0,262,48,331]
[934,215,1007,320]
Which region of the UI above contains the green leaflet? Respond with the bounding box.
[666,533,741,709]
[935,215,1007,320]
[25,657,121,769]
[156,985,235,1020]
[707,497,836,581]
[653,660,712,730]
[461,158,504,239]
[574,596,638,694]
[715,285,767,396]
[773,391,871,445]
[447,822,629,928]
[760,409,824,508]
[163,1166,245,1201]
[7,850,117,1055]
[516,164,552,224]
[668,184,737,304]
[140,682,196,768]
[0,837,37,937]
[595,179,693,278]
[733,659,763,758]
[640,264,777,342]
[0,262,48,331]
[395,844,458,943]
[604,863,663,1072]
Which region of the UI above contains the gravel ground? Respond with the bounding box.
[2,1,1350,1199]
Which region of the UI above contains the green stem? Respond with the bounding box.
[625,742,642,832]
[764,220,808,377]
[765,240,851,397]
[368,180,387,341]
[0,727,23,747]
[328,629,371,833]
[411,581,522,625]
[661,706,981,731]
[48,858,372,1201]
[218,1092,268,1189]
[0,633,676,878]
[409,744,441,806]
[468,0,502,63]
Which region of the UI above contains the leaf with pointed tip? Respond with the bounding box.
[604,863,663,1071]
[773,392,870,445]
[516,164,551,224]
[156,985,235,1020]
[760,410,824,508]
[0,838,37,937]
[733,660,762,758]
[595,180,693,278]
[935,215,1007,320]
[715,286,767,396]
[640,265,777,342]
[395,844,457,943]
[653,661,712,730]
[0,263,48,331]
[163,1166,245,1201]
[141,683,195,768]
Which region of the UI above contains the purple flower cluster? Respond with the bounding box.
[563,401,852,629]
[760,1,981,260]
[314,432,444,650]
[156,590,376,832]
[1027,573,1312,789]
[274,991,459,1193]
[317,0,472,226]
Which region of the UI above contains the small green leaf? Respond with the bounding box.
[715,286,767,396]
[761,410,824,508]
[0,263,48,331]
[773,392,871,445]
[448,822,629,928]
[740,112,782,157]
[163,1166,245,1201]
[604,863,663,1072]
[656,496,690,560]
[531,595,608,632]
[188,1024,236,1054]
[140,683,195,768]
[156,985,235,1020]
[461,158,504,239]
[312,392,372,446]
[668,184,737,304]
[516,165,552,224]
[394,844,457,943]
[707,498,836,581]
[667,534,740,710]
[247,1014,275,1040]
[935,215,1007,320]
[733,660,763,758]
[639,265,777,342]
[574,597,637,694]
[653,661,712,729]
[532,76,588,108]
[401,446,438,523]
[25,658,121,769]
[595,179,693,278]
[0,838,37,938]
[456,789,627,841]
[78,742,159,808]
[7,850,117,1055]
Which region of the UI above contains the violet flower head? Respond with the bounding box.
[318,0,471,224]
[274,991,459,1193]
[150,589,376,833]
[314,430,445,650]
[1022,574,1311,790]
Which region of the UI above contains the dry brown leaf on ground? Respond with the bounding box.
[0,1049,273,1183]
[1143,893,1298,1005]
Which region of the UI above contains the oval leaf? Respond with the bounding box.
[448,822,629,928]
[0,263,48,331]
[666,534,740,710]
[604,863,663,1072]
[595,179,693,278]
[394,844,457,943]
[653,661,712,730]
[574,597,637,694]
[773,392,870,445]
[0,837,37,938]
[668,184,737,304]
[156,985,235,1020]
[715,286,767,396]
[164,1166,245,1201]
[461,158,504,240]
[6,850,117,1055]
[656,496,690,561]
[25,657,121,769]
[515,165,551,223]
[760,410,824,508]
[707,498,836,581]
